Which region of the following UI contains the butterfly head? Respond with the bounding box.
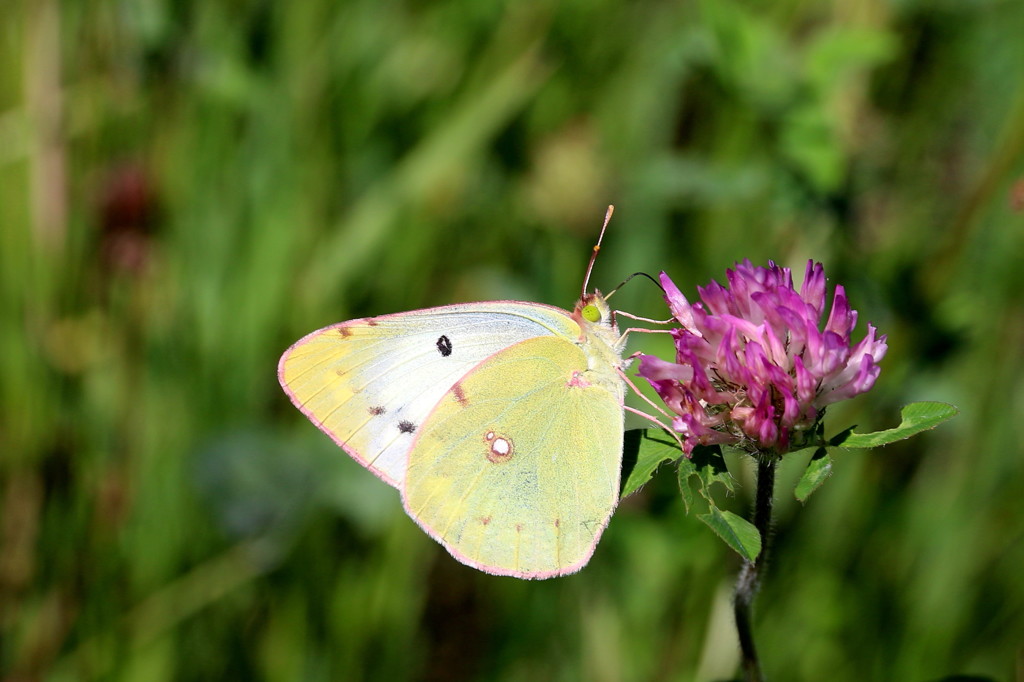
[574,206,625,355]
[574,291,616,330]
[573,290,627,375]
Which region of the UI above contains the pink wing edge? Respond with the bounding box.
[409,510,618,580]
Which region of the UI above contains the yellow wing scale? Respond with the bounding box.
[403,335,623,579]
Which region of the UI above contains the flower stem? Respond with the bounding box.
[734,456,776,682]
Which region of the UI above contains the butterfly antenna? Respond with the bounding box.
[582,205,614,296]
[605,271,663,300]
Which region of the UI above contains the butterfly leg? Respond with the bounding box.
[615,325,673,349]
[616,366,686,453]
[623,406,685,453]
[615,310,676,325]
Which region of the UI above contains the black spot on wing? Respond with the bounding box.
[397,420,416,434]
[436,335,452,357]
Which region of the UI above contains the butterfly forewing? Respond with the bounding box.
[278,302,582,488]
[402,335,624,578]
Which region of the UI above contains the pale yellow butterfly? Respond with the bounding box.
[278,208,629,578]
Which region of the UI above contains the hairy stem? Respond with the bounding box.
[734,456,777,682]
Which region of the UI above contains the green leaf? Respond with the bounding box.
[677,444,736,513]
[827,425,855,447]
[676,455,696,513]
[697,507,761,562]
[794,448,832,502]
[704,446,740,494]
[621,429,680,498]
[836,402,958,449]
[689,445,736,494]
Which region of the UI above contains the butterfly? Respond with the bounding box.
[278,208,631,578]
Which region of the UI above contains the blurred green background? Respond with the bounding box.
[2,0,1022,680]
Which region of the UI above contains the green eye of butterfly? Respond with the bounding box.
[581,304,602,323]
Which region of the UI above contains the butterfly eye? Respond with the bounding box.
[581,304,602,323]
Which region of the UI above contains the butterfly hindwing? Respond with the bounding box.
[278,302,582,488]
[403,335,624,578]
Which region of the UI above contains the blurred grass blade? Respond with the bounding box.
[52,541,271,679]
[306,43,549,299]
